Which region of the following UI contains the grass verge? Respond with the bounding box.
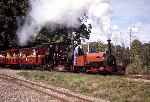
[17,71,150,102]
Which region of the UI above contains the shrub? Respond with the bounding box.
[126,55,145,74]
[126,63,148,75]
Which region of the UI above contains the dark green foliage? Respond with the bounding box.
[129,40,143,74]
[142,43,150,67]
[0,0,28,49]
[113,45,130,66]
[38,23,91,44]
[130,40,142,61]
[126,39,150,74]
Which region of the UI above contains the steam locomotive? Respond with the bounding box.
[73,40,125,74]
[0,40,125,74]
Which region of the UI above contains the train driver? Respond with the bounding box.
[73,45,84,65]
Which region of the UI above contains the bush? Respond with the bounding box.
[143,66,150,74]
[126,54,148,74]
[126,63,140,74]
[126,63,148,75]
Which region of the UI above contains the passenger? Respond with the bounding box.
[33,49,36,56]
[6,52,11,58]
[13,53,16,57]
[0,54,3,57]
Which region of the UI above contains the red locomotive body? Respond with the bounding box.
[74,52,111,73]
[73,40,125,74]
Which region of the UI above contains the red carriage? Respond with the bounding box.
[0,43,68,70]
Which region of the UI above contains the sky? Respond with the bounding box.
[87,0,150,46]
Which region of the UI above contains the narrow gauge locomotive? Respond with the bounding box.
[0,40,125,74]
[73,40,125,74]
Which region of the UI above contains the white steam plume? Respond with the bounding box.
[17,0,111,46]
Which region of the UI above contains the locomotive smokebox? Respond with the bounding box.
[107,39,112,56]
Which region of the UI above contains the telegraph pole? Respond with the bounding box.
[129,28,132,49]
[129,28,132,64]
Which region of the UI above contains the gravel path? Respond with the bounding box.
[0,78,58,102]
[0,68,59,102]
[0,68,22,78]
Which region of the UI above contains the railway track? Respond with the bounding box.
[0,74,98,102]
[127,75,150,80]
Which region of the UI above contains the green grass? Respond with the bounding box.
[17,71,150,102]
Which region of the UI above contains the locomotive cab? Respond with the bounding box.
[73,44,106,73]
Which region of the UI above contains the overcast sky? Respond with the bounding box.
[87,0,150,46]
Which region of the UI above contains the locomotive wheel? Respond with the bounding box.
[74,66,79,73]
[71,66,75,72]
[43,65,48,71]
[80,67,86,73]
[47,65,53,71]
[73,66,80,73]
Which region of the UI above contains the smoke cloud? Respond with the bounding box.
[17,0,111,46]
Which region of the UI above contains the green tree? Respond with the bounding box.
[130,39,142,60]
[0,0,28,49]
[142,43,150,73]
[127,39,145,74]
[142,43,150,66]
[38,23,91,44]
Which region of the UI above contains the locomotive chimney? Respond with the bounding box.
[107,39,112,55]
